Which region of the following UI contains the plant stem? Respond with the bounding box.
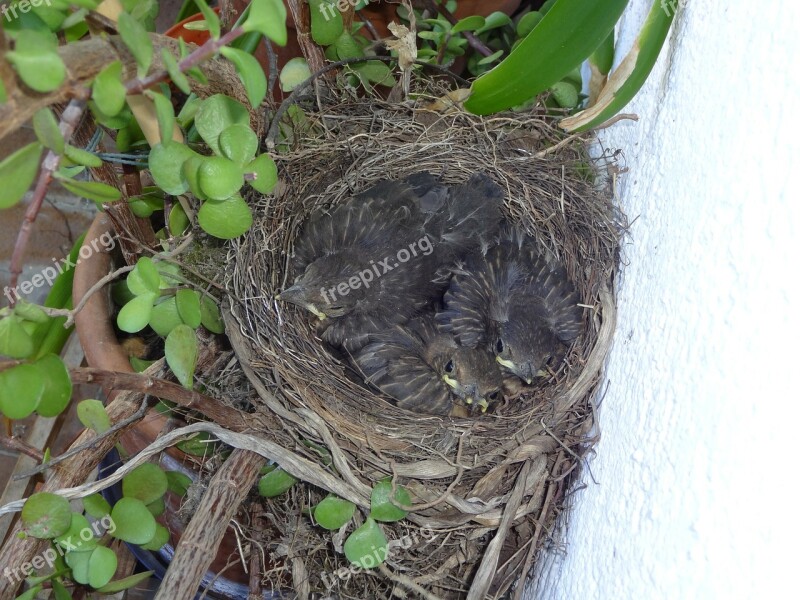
[7,96,89,296]
[0,435,45,462]
[125,26,247,95]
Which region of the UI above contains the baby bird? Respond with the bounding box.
[279,172,503,353]
[437,227,584,384]
[352,314,503,416]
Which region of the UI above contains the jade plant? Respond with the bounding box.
[0,0,676,597]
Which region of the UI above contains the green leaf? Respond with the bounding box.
[14,585,43,600]
[182,154,206,200]
[33,108,64,154]
[197,194,253,239]
[279,57,311,93]
[110,498,157,545]
[21,492,72,539]
[165,324,198,388]
[193,0,220,39]
[243,0,288,46]
[0,364,44,419]
[246,153,278,193]
[64,145,103,168]
[55,513,96,551]
[477,49,504,66]
[13,299,49,324]
[550,80,579,108]
[220,46,267,108]
[139,523,169,550]
[200,295,224,334]
[561,0,676,132]
[65,549,92,585]
[58,178,122,203]
[51,579,71,600]
[589,29,615,76]
[516,11,543,38]
[117,292,157,333]
[32,354,73,417]
[314,495,356,530]
[127,257,162,295]
[218,124,259,167]
[475,11,512,34]
[0,142,43,209]
[6,30,66,92]
[352,61,394,86]
[95,571,155,594]
[148,143,197,195]
[123,463,169,504]
[118,11,153,76]
[149,296,183,337]
[258,468,297,497]
[176,431,216,455]
[161,48,191,95]
[194,94,250,156]
[168,202,190,236]
[77,399,111,433]
[92,61,127,117]
[0,317,35,358]
[176,289,202,328]
[465,0,628,114]
[370,478,411,522]
[197,156,244,200]
[309,0,343,45]
[82,494,112,519]
[88,546,117,589]
[146,90,176,144]
[343,517,388,568]
[146,496,165,517]
[166,470,193,496]
[334,32,363,60]
[452,15,485,33]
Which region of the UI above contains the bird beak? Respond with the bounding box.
[496,356,533,384]
[276,285,327,320]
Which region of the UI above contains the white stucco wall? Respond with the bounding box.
[526,1,800,598]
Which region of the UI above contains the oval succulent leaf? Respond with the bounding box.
[176,289,202,328]
[197,194,253,239]
[6,30,66,92]
[314,495,356,530]
[110,497,157,545]
[33,108,65,154]
[370,478,411,522]
[0,142,44,210]
[117,11,153,76]
[194,94,250,156]
[122,463,169,504]
[220,46,268,108]
[92,61,127,117]
[258,468,297,497]
[243,0,288,46]
[21,492,72,539]
[343,517,388,569]
[246,153,278,194]
[32,353,73,417]
[117,292,157,333]
[165,324,198,389]
[0,363,45,419]
[197,156,244,200]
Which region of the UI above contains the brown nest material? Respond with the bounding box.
[225,81,622,599]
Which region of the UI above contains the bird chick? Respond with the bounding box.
[279,172,504,352]
[352,314,503,416]
[437,226,583,384]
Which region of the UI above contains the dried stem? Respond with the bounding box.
[0,435,45,462]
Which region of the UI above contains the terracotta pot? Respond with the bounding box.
[72,214,257,597]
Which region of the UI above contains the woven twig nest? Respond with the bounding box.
[226,81,621,598]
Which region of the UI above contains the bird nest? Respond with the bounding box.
[225,81,621,599]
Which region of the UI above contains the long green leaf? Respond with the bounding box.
[464,0,629,114]
[560,0,675,132]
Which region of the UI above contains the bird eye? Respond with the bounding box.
[495,338,504,354]
[444,360,454,373]
[487,391,499,401]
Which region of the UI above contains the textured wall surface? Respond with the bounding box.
[525,1,799,598]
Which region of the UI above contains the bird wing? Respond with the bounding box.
[352,325,453,416]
